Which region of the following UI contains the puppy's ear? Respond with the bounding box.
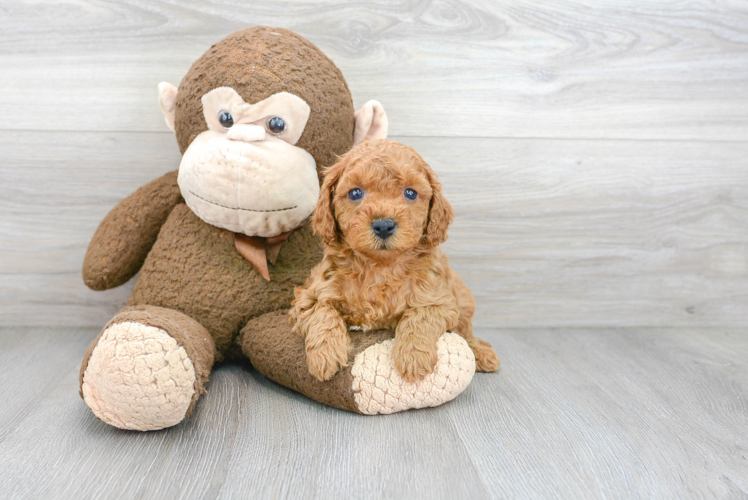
[423,169,454,247]
[312,160,346,244]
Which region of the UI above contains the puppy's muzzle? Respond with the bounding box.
[371,218,397,240]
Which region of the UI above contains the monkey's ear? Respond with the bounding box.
[353,100,388,146]
[312,160,347,245]
[158,82,179,133]
[423,169,454,247]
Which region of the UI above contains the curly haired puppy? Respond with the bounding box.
[291,139,500,383]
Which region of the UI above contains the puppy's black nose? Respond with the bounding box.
[371,218,397,240]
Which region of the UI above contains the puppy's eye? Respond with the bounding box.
[266,116,286,135]
[219,111,234,128]
[404,188,418,200]
[348,188,364,201]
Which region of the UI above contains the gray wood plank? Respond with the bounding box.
[0,1,746,140]
[2,1,747,498]
[0,327,488,500]
[0,326,745,499]
[2,131,746,328]
[0,328,93,436]
[449,327,748,498]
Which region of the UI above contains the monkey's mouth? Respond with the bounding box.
[189,190,297,213]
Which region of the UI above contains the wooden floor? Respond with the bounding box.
[0,326,746,499]
[1,0,747,498]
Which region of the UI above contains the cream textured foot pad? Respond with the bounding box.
[81,321,196,431]
[351,332,476,415]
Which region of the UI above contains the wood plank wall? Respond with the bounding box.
[0,0,746,328]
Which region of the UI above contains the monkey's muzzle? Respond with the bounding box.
[177,131,319,238]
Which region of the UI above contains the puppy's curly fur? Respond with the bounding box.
[291,140,500,382]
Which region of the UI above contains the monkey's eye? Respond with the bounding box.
[266,116,286,135]
[348,188,364,201]
[219,111,234,128]
[404,188,418,200]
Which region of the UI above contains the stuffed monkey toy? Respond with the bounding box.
[79,27,476,431]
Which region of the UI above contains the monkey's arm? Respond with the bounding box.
[83,170,182,291]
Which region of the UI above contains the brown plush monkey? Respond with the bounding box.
[79,27,476,431]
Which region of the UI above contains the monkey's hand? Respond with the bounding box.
[83,171,182,291]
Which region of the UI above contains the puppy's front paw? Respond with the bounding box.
[468,337,500,372]
[392,336,439,383]
[306,334,352,381]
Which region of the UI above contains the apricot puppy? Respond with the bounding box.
[291,139,499,383]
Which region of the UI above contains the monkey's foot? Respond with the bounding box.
[81,322,196,431]
[351,332,475,415]
[80,306,215,431]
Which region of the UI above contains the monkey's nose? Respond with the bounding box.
[371,218,397,240]
[227,124,266,143]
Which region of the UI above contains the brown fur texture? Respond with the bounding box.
[126,195,324,357]
[83,171,183,290]
[175,26,355,171]
[292,140,500,383]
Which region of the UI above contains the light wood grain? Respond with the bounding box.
[2,1,747,329]
[0,1,746,140]
[0,326,745,499]
[448,327,748,498]
[1,1,747,498]
[1,131,745,327]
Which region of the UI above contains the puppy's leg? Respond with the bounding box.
[292,277,351,382]
[393,306,452,383]
[302,304,351,381]
[453,273,500,372]
[291,262,352,382]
